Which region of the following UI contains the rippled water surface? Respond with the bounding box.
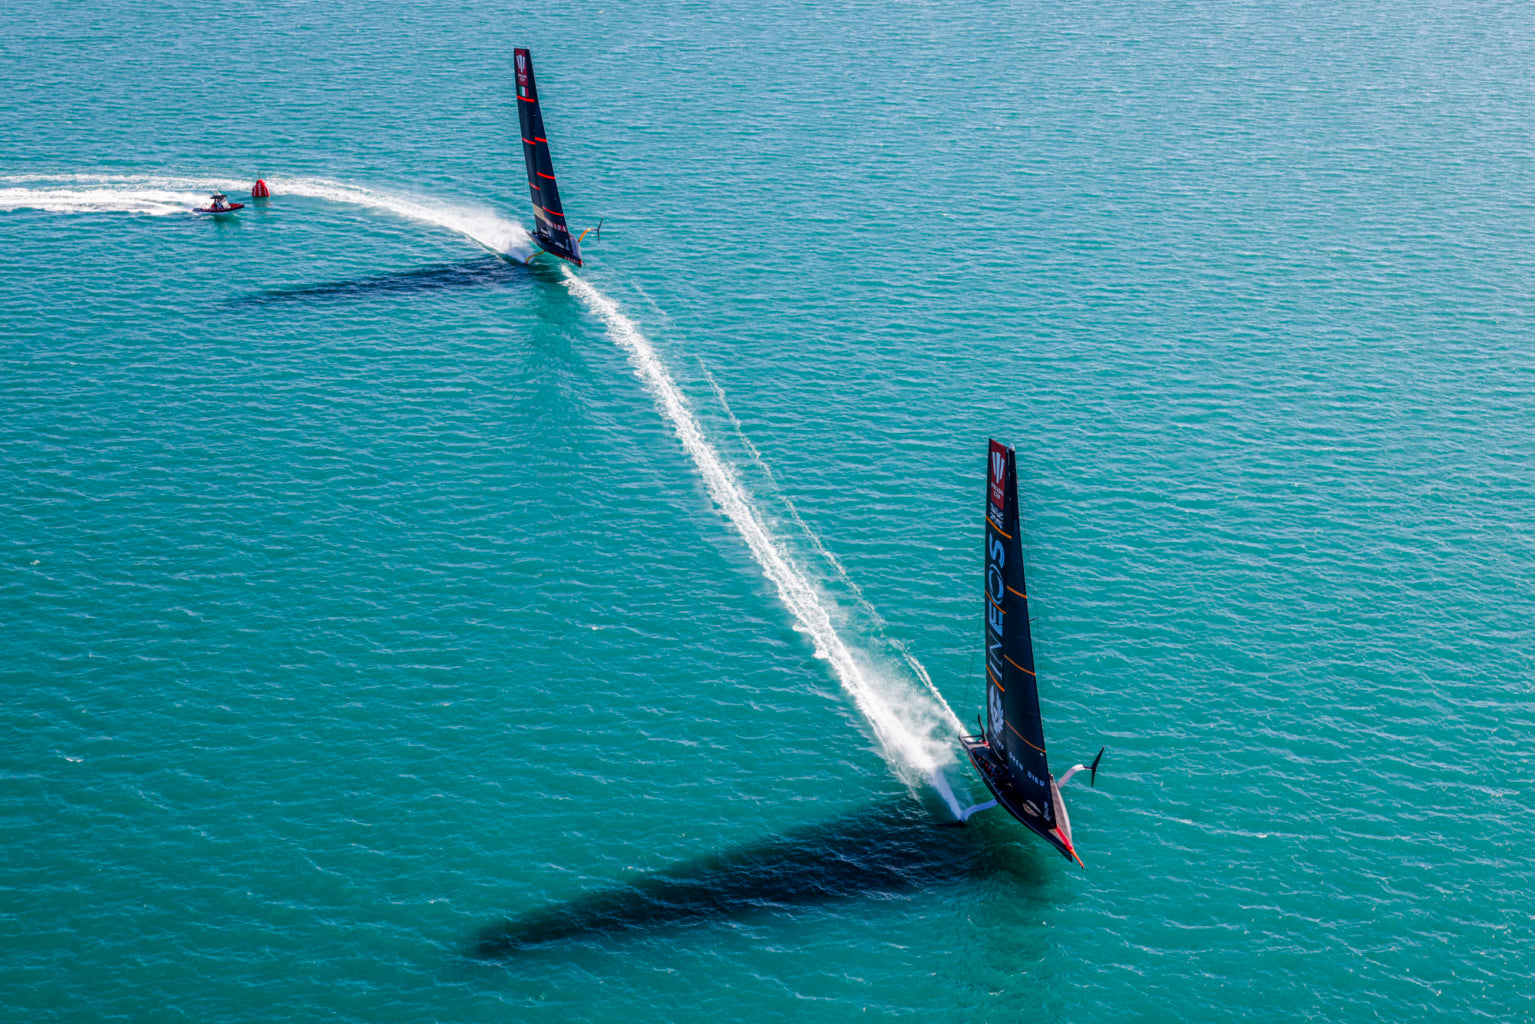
[3,1,1533,1020]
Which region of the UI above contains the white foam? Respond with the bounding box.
[703,363,965,738]
[0,173,535,260]
[563,268,965,811]
[0,185,209,216]
[702,366,870,605]
[261,176,535,260]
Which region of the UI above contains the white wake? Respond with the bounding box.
[702,363,966,736]
[0,183,209,216]
[563,269,965,806]
[0,173,535,261]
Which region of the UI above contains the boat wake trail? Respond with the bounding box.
[261,176,535,260]
[0,182,209,216]
[702,364,965,738]
[0,174,536,261]
[562,269,967,812]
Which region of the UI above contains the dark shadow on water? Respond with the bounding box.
[229,255,531,307]
[469,796,1053,959]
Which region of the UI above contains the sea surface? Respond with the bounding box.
[3,1,1533,1020]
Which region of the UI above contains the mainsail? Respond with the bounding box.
[960,438,1085,864]
[983,439,1054,824]
[514,47,583,266]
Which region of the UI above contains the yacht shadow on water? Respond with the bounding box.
[228,255,533,307]
[469,796,1054,959]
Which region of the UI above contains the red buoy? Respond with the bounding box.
[251,179,270,198]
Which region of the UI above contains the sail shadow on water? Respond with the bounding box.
[469,796,1057,960]
[227,255,533,307]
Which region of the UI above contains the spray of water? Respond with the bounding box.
[5,171,971,810]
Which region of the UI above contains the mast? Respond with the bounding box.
[984,439,1055,824]
[514,47,583,266]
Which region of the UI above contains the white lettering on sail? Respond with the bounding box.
[1010,748,1049,799]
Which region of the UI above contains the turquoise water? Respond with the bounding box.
[4,0,1533,1020]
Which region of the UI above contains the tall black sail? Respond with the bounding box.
[983,439,1054,824]
[514,47,583,266]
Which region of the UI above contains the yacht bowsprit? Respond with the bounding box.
[959,439,1104,864]
[514,47,588,266]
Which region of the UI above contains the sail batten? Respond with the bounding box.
[515,47,583,266]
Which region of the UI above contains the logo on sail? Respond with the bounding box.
[988,442,1006,518]
[988,683,1005,746]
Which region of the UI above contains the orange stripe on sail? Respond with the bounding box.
[1003,654,1035,677]
[1007,722,1046,753]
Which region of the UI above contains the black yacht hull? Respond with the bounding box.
[960,735,1079,864]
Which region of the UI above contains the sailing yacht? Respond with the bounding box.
[960,440,1102,864]
[515,47,587,266]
